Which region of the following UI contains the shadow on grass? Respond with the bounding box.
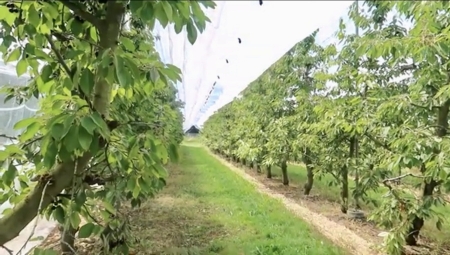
[129,164,228,255]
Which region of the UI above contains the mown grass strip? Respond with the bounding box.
[133,145,346,255]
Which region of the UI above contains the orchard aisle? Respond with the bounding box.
[185,144,382,255]
[119,145,347,255]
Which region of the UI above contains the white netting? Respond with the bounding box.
[0,61,39,146]
[153,2,227,130]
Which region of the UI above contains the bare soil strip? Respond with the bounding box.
[203,148,383,255]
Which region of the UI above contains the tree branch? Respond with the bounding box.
[14,181,50,255]
[45,33,94,110]
[364,132,392,152]
[0,134,17,140]
[399,63,416,72]
[1,245,12,255]
[0,154,93,245]
[83,174,119,185]
[60,1,101,28]
[382,173,424,188]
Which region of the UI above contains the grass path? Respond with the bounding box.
[131,145,347,255]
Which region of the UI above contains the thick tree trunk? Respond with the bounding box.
[266,165,272,178]
[0,3,124,245]
[281,160,289,186]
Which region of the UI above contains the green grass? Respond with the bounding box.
[269,163,450,246]
[131,145,346,255]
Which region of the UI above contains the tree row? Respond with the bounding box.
[203,2,450,254]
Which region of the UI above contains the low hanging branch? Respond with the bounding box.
[381,173,424,190]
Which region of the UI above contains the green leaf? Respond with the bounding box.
[0,6,16,26]
[123,57,141,80]
[50,123,65,141]
[80,116,97,135]
[132,179,141,199]
[27,4,41,26]
[173,15,184,34]
[78,223,96,238]
[80,69,95,96]
[43,140,58,168]
[78,126,93,151]
[70,18,84,36]
[40,64,53,83]
[120,37,135,52]
[6,48,22,63]
[102,201,116,214]
[129,2,145,15]
[114,55,128,87]
[63,126,80,152]
[14,117,37,130]
[63,77,73,90]
[20,122,41,142]
[176,2,190,19]
[52,206,66,224]
[186,20,198,45]
[89,134,100,155]
[42,2,60,19]
[154,2,169,28]
[16,59,28,76]
[127,177,136,192]
[3,164,17,186]
[154,3,169,28]
[161,1,173,20]
[63,115,76,130]
[90,112,110,138]
[69,212,81,229]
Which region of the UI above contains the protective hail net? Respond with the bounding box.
[153,2,227,130]
[0,61,39,147]
[0,2,357,143]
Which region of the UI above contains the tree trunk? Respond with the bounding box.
[60,224,78,254]
[350,136,361,209]
[405,177,437,245]
[0,4,124,245]
[249,161,254,169]
[302,148,314,195]
[405,101,449,245]
[266,165,272,178]
[256,164,261,173]
[281,161,289,186]
[340,164,349,214]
